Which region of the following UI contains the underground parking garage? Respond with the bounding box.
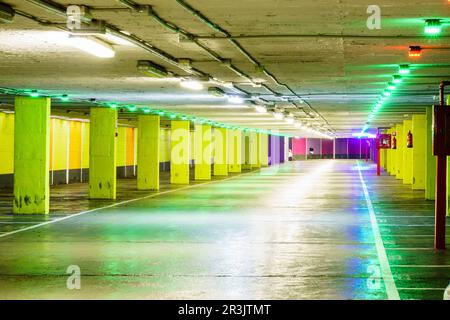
[0,0,449,305]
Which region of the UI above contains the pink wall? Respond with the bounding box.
[292,138,306,155]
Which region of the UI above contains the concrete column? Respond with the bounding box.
[13,96,50,214]
[425,106,436,200]
[194,123,212,180]
[385,128,392,174]
[259,133,269,167]
[412,114,426,190]
[170,120,190,184]
[213,127,228,176]
[137,115,160,190]
[242,131,251,170]
[389,127,396,176]
[402,120,413,184]
[395,124,403,179]
[250,131,260,169]
[89,107,117,199]
[228,129,242,173]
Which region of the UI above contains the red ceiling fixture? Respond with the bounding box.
[408,46,422,57]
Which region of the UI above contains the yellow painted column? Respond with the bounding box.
[213,127,228,176]
[13,96,50,214]
[390,127,396,176]
[412,114,426,190]
[137,115,160,190]
[89,107,117,199]
[386,129,392,174]
[194,123,212,180]
[250,131,261,168]
[242,131,251,170]
[379,146,386,170]
[425,106,436,200]
[402,119,413,184]
[170,120,190,184]
[228,129,242,173]
[395,124,403,179]
[259,133,269,167]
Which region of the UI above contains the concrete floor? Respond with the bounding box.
[0,160,448,300]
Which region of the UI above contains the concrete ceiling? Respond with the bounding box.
[0,0,449,137]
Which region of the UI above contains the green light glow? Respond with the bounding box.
[399,64,410,74]
[127,105,137,112]
[109,103,118,109]
[60,94,69,102]
[387,83,396,91]
[392,75,402,84]
[424,19,442,35]
[143,108,151,113]
[30,90,39,98]
[158,111,165,116]
[169,114,177,119]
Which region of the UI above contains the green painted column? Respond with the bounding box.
[89,107,117,199]
[402,120,413,185]
[13,96,50,214]
[194,123,212,180]
[395,124,403,179]
[213,127,228,176]
[137,115,160,190]
[425,106,436,200]
[170,120,190,184]
[250,131,261,168]
[228,129,242,173]
[259,133,269,167]
[412,114,426,190]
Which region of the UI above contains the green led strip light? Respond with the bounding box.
[0,87,293,138]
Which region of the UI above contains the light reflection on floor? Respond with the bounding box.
[0,160,392,299]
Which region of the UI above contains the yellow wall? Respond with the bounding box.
[52,118,69,171]
[0,113,14,174]
[69,121,82,169]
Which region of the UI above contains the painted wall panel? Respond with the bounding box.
[52,119,69,171]
[126,127,135,166]
[69,121,82,169]
[0,113,14,174]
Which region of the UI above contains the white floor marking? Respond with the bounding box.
[357,161,400,300]
[0,171,256,240]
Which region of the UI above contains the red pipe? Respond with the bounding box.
[434,81,450,250]
[435,155,447,249]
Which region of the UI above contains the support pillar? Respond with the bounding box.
[412,114,426,190]
[213,127,228,176]
[89,107,117,199]
[402,120,413,184]
[259,133,269,167]
[13,96,50,214]
[389,127,396,176]
[194,123,212,180]
[395,124,403,179]
[250,131,260,169]
[137,115,160,190]
[170,120,190,184]
[425,106,436,200]
[228,129,242,172]
[242,131,251,170]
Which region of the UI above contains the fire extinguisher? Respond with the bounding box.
[406,130,413,148]
[392,136,397,149]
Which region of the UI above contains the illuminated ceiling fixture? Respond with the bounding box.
[285,116,295,124]
[392,75,402,84]
[68,36,115,58]
[399,64,410,74]
[255,105,267,113]
[137,60,169,78]
[387,82,396,91]
[180,79,204,90]
[382,91,391,97]
[409,46,422,57]
[424,19,442,35]
[30,90,39,98]
[101,33,133,46]
[273,111,284,120]
[0,3,15,23]
[60,94,69,102]
[227,95,244,104]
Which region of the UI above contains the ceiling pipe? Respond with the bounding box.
[194,34,450,40]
